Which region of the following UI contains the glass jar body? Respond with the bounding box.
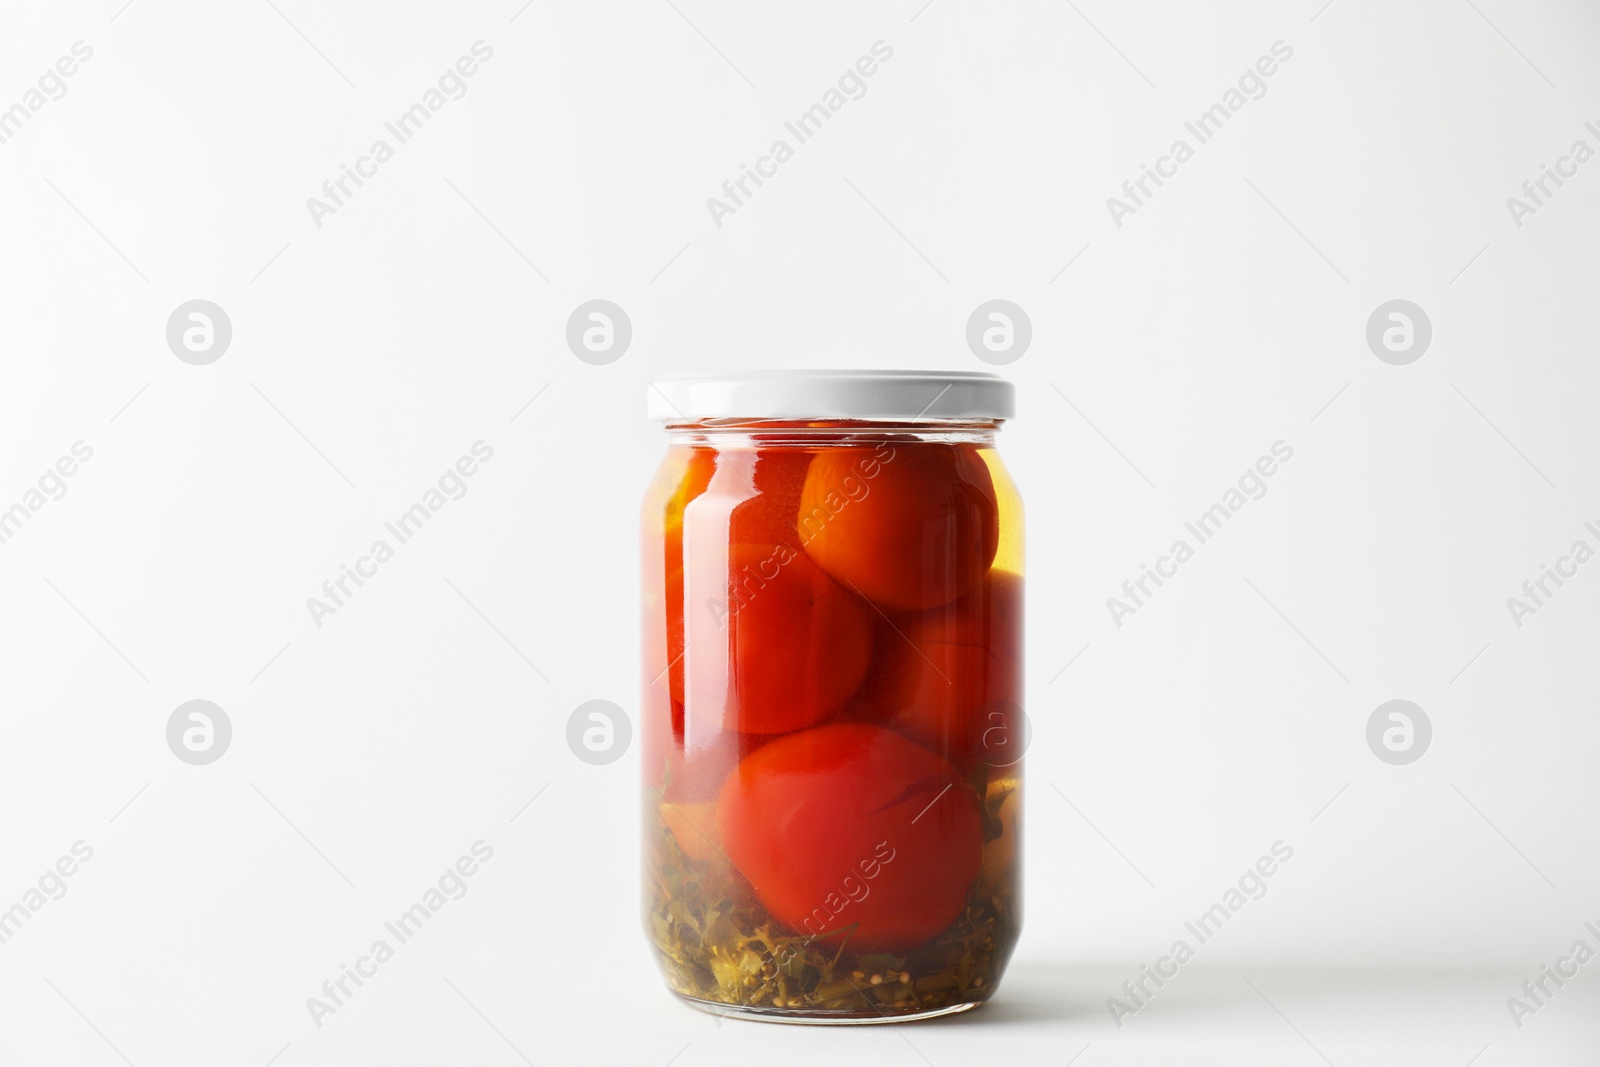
[641,421,1023,1023]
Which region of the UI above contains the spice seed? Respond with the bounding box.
[899,972,911,984]
[870,974,884,985]
[852,970,864,979]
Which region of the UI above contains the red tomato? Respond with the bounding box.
[657,447,814,713]
[862,570,1023,768]
[723,447,813,548]
[682,542,874,735]
[798,442,999,611]
[718,724,983,951]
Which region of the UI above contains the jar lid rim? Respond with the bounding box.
[647,370,1014,422]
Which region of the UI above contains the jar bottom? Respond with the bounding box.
[676,992,985,1026]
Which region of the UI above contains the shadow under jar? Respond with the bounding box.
[641,371,1023,1024]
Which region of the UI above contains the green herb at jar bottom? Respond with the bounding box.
[645,779,1020,1015]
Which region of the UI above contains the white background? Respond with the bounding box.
[1,0,1597,1063]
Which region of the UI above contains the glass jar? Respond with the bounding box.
[641,371,1022,1024]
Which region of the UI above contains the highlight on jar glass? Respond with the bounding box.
[641,371,1023,1024]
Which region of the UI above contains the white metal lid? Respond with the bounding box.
[647,370,1014,422]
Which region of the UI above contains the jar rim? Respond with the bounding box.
[647,370,1014,423]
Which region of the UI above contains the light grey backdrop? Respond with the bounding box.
[1,0,1597,1064]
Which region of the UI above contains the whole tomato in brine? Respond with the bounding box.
[722,446,814,548]
[718,724,983,951]
[681,542,874,736]
[864,570,1023,769]
[798,442,999,611]
[660,446,817,713]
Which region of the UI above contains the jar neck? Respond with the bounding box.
[664,418,1001,448]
